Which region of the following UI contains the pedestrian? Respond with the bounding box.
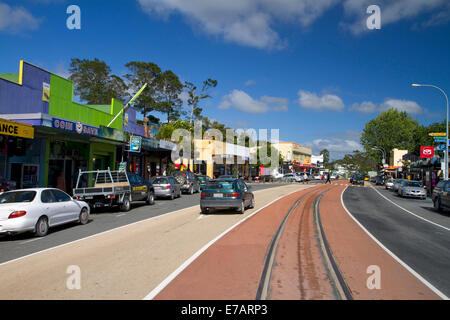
[326,173,331,184]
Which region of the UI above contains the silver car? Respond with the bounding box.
[398,180,426,199]
[0,188,90,237]
[385,178,394,190]
[151,176,181,200]
[393,179,405,193]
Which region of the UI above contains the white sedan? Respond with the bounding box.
[0,188,90,237]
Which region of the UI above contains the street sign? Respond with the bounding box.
[420,146,434,158]
[429,132,446,137]
[129,136,142,152]
[436,144,448,151]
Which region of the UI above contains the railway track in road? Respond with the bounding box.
[257,183,352,300]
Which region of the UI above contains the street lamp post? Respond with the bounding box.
[372,147,386,165]
[412,83,449,181]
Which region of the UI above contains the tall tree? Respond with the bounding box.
[68,58,128,104]
[124,61,162,119]
[360,109,419,164]
[155,70,184,122]
[320,149,330,165]
[184,78,218,124]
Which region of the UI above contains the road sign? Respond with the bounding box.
[429,132,446,137]
[436,144,448,151]
[421,146,434,158]
[433,137,447,142]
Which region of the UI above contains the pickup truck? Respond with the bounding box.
[73,169,155,211]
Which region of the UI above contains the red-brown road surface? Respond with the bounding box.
[155,181,441,300]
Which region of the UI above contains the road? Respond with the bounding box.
[0,182,314,299]
[0,182,289,265]
[342,184,450,298]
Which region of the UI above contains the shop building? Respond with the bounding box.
[0,61,124,192]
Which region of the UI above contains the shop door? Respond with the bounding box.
[10,163,22,189]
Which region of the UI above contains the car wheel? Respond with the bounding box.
[79,208,89,225]
[236,201,245,214]
[249,197,255,209]
[434,198,442,212]
[201,206,209,214]
[146,192,155,205]
[34,216,49,237]
[120,195,131,212]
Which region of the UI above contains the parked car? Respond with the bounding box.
[218,175,237,179]
[294,172,305,181]
[313,173,322,180]
[393,179,405,193]
[73,170,155,212]
[0,188,90,237]
[432,180,449,211]
[151,176,181,200]
[398,180,426,199]
[385,178,394,190]
[200,178,254,214]
[374,176,384,185]
[351,173,364,185]
[283,173,302,182]
[172,171,200,194]
[197,175,211,190]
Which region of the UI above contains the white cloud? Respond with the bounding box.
[219,90,288,114]
[342,0,449,34]
[379,99,423,114]
[348,101,377,113]
[245,80,256,87]
[0,2,41,34]
[137,0,338,49]
[298,90,344,111]
[306,136,363,160]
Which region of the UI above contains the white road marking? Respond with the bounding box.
[143,186,316,300]
[116,213,126,217]
[20,238,43,245]
[370,186,450,232]
[341,186,449,300]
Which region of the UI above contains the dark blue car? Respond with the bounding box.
[200,178,254,214]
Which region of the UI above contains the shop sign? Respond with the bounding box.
[99,125,124,141]
[52,118,99,136]
[119,162,127,171]
[429,132,446,137]
[129,136,142,152]
[420,146,434,159]
[0,118,34,139]
[42,82,50,102]
[141,137,158,149]
[159,140,176,151]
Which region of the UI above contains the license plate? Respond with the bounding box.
[213,193,223,198]
[85,196,93,199]
[154,186,161,190]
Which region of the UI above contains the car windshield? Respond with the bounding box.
[0,191,36,203]
[205,181,234,190]
[152,177,169,184]
[405,181,422,187]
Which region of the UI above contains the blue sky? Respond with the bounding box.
[1,0,450,159]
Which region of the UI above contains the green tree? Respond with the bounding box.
[156,119,193,142]
[320,149,330,166]
[360,109,419,164]
[336,151,376,173]
[155,70,184,122]
[184,79,218,124]
[68,58,128,104]
[124,61,162,119]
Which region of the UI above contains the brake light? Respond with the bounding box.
[201,192,206,198]
[201,181,206,184]
[166,185,171,189]
[8,211,27,219]
[108,195,115,199]
[231,192,240,197]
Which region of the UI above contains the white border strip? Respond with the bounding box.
[341,186,449,300]
[370,186,450,232]
[143,186,315,300]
